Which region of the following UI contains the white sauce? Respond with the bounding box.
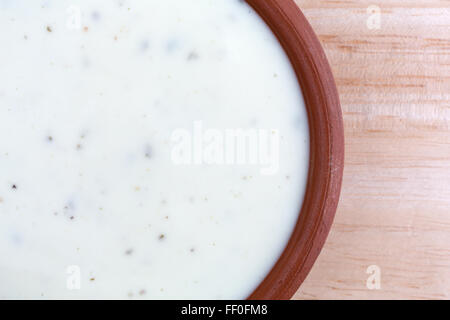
[0,0,309,299]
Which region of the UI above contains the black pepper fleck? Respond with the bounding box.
[91,11,100,21]
[187,51,199,61]
[144,145,153,159]
[140,40,150,52]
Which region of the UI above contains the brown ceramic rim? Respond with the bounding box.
[245,0,344,300]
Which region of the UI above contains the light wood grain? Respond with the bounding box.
[292,0,450,300]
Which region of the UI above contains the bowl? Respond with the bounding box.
[246,0,344,300]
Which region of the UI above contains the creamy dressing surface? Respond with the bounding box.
[0,0,309,299]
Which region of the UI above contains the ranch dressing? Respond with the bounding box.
[0,0,309,299]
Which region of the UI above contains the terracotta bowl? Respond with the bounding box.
[245,0,344,300]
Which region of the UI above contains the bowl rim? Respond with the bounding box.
[245,0,344,300]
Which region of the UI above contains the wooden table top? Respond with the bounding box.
[292,0,450,300]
